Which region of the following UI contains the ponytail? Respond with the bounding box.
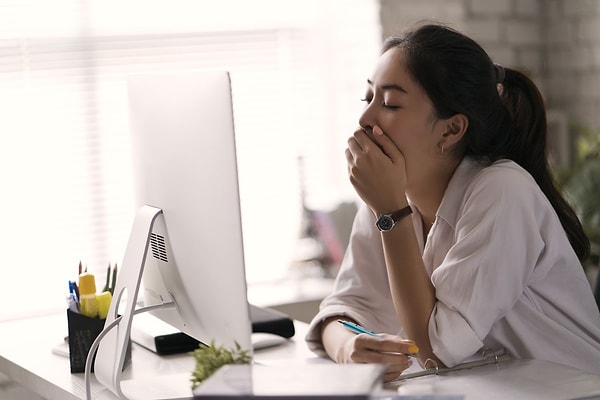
[384,22,590,262]
[499,69,590,261]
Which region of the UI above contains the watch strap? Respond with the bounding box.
[388,205,412,222]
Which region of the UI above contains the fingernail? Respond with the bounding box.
[373,125,383,136]
[408,345,419,354]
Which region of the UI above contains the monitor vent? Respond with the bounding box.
[150,233,168,262]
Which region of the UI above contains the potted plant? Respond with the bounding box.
[555,124,600,307]
[190,341,252,389]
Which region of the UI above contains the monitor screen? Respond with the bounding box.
[94,70,253,397]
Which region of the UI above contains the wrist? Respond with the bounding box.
[375,205,413,232]
[322,317,354,364]
[335,335,356,364]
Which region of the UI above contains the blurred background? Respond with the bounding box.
[1,1,599,397]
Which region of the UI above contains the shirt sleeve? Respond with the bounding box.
[429,165,549,366]
[305,203,401,356]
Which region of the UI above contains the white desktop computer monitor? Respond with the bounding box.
[93,70,253,399]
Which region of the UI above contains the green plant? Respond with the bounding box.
[190,341,252,389]
[557,124,600,265]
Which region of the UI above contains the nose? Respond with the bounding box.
[358,102,375,133]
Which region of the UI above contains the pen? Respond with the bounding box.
[69,280,79,303]
[338,319,380,337]
[72,280,80,302]
[110,264,118,295]
[67,281,79,312]
[337,319,419,357]
[103,263,111,293]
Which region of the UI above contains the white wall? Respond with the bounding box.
[379,0,600,134]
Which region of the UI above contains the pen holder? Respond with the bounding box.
[66,309,132,373]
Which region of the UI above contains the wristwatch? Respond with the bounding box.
[375,205,413,232]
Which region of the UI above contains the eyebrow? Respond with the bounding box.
[367,79,408,94]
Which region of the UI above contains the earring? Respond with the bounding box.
[440,144,445,155]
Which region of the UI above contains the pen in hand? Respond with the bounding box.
[338,319,380,337]
[337,319,419,357]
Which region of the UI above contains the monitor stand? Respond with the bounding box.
[93,205,163,399]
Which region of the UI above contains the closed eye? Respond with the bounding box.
[360,97,401,110]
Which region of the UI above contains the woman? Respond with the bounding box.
[305,22,600,382]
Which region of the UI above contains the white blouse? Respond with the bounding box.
[306,158,600,375]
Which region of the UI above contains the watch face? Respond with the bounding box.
[376,215,394,231]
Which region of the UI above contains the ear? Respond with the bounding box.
[441,113,468,148]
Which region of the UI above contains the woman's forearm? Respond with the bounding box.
[320,316,359,363]
[379,216,441,366]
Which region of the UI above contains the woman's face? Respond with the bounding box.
[358,47,446,165]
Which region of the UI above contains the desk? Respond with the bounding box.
[384,358,600,400]
[0,312,315,400]
[2,312,600,400]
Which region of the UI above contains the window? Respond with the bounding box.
[0,0,381,319]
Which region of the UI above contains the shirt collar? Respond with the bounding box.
[436,157,484,230]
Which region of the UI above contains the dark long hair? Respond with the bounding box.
[383,23,590,262]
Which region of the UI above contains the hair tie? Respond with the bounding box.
[494,63,505,84]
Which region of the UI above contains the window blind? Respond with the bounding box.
[0,0,380,319]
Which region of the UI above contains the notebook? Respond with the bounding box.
[192,363,386,399]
